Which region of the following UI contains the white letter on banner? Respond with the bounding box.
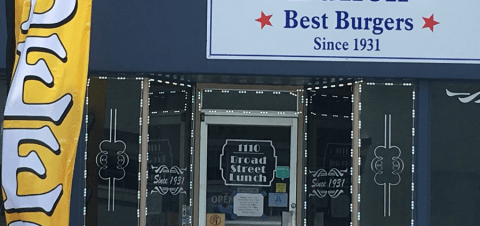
[2,126,62,214]
[4,35,72,125]
[21,0,77,33]
[8,221,40,226]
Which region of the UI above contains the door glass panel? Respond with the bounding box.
[146,82,192,226]
[206,124,291,225]
[85,78,142,226]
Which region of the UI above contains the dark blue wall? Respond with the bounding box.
[2,2,480,79]
[0,2,6,72]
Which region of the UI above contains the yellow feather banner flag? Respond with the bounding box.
[2,0,92,225]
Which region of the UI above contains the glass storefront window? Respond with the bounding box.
[356,83,415,226]
[306,86,352,226]
[85,78,143,226]
[146,81,193,226]
[84,78,194,226]
[431,82,480,225]
[78,80,423,226]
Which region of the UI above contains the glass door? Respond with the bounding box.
[199,116,297,226]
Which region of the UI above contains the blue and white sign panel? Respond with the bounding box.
[207,0,480,64]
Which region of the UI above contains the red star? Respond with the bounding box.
[422,14,439,32]
[255,11,272,29]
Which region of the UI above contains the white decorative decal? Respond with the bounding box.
[371,114,404,217]
[220,139,277,187]
[309,168,348,199]
[446,89,480,103]
[96,109,129,211]
[150,165,187,195]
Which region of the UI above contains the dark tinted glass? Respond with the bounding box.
[306,86,352,226]
[146,82,192,225]
[85,78,142,226]
[359,84,414,226]
[431,82,480,225]
[203,90,297,111]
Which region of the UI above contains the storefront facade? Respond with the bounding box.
[1,1,480,226]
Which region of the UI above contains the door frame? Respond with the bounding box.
[192,83,304,226]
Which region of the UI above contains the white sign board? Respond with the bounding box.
[207,0,480,64]
[233,193,264,217]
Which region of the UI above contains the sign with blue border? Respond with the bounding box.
[207,0,480,64]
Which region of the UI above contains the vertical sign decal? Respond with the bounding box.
[96,109,130,211]
[2,0,92,225]
[370,114,404,217]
